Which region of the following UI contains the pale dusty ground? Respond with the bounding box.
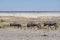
[0,28,60,40]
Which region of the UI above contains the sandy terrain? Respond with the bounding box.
[0,28,60,40]
[0,16,60,40]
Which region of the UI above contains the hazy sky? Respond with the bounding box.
[0,0,60,11]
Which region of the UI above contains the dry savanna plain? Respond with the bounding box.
[0,16,60,40]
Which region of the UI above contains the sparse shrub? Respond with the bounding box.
[0,22,10,28]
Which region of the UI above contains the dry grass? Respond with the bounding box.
[0,16,60,30]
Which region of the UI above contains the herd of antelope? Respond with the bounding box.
[0,19,59,30]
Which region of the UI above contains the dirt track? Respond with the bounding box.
[0,28,60,40]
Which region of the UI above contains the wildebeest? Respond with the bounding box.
[44,21,58,30]
[10,22,21,28]
[27,21,41,29]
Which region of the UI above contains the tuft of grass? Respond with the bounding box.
[0,22,10,28]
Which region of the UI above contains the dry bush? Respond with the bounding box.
[0,22,10,28]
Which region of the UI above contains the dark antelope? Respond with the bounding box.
[27,22,41,29]
[44,21,58,30]
[10,22,21,28]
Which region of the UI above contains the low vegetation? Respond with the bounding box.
[0,16,60,30]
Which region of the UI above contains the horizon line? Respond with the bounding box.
[0,11,60,13]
